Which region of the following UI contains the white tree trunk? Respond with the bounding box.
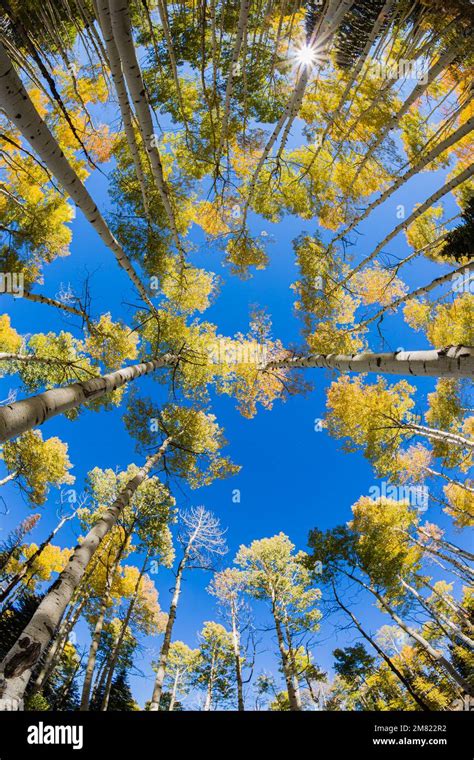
[168,670,180,711]
[94,0,150,216]
[108,0,183,254]
[401,423,474,452]
[0,41,155,312]
[335,116,474,243]
[0,442,171,708]
[348,44,460,191]
[22,290,91,328]
[0,355,177,443]
[341,163,474,284]
[358,260,473,330]
[100,553,147,711]
[400,578,474,650]
[0,471,17,487]
[148,551,189,710]
[266,345,474,379]
[216,0,250,161]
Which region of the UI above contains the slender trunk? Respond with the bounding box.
[0,353,90,370]
[94,0,149,217]
[216,0,250,162]
[0,511,76,603]
[335,117,474,243]
[348,44,460,191]
[204,655,215,711]
[283,614,302,710]
[423,579,474,630]
[101,553,148,711]
[80,596,109,711]
[92,655,110,707]
[332,582,431,710]
[400,423,474,452]
[400,529,474,584]
[425,467,474,495]
[0,471,17,487]
[0,442,171,708]
[419,531,474,564]
[347,572,473,695]
[148,551,188,710]
[230,600,244,711]
[168,670,180,711]
[155,0,193,147]
[340,163,474,286]
[273,607,300,711]
[0,41,155,312]
[0,355,176,444]
[357,261,473,331]
[108,0,183,254]
[80,541,127,711]
[400,578,474,649]
[266,345,474,379]
[408,534,474,582]
[21,290,91,328]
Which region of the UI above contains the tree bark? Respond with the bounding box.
[230,600,245,711]
[266,345,474,379]
[0,471,17,487]
[94,0,149,216]
[100,552,148,711]
[168,670,180,711]
[332,582,431,710]
[0,41,155,312]
[108,0,183,254]
[0,355,177,443]
[272,604,301,711]
[203,655,215,711]
[0,441,171,708]
[148,550,189,710]
[0,510,76,603]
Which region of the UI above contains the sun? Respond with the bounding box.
[294,42,318,70]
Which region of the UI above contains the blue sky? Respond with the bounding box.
[0,109,468,708]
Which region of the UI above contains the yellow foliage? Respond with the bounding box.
[0,314,22,353]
